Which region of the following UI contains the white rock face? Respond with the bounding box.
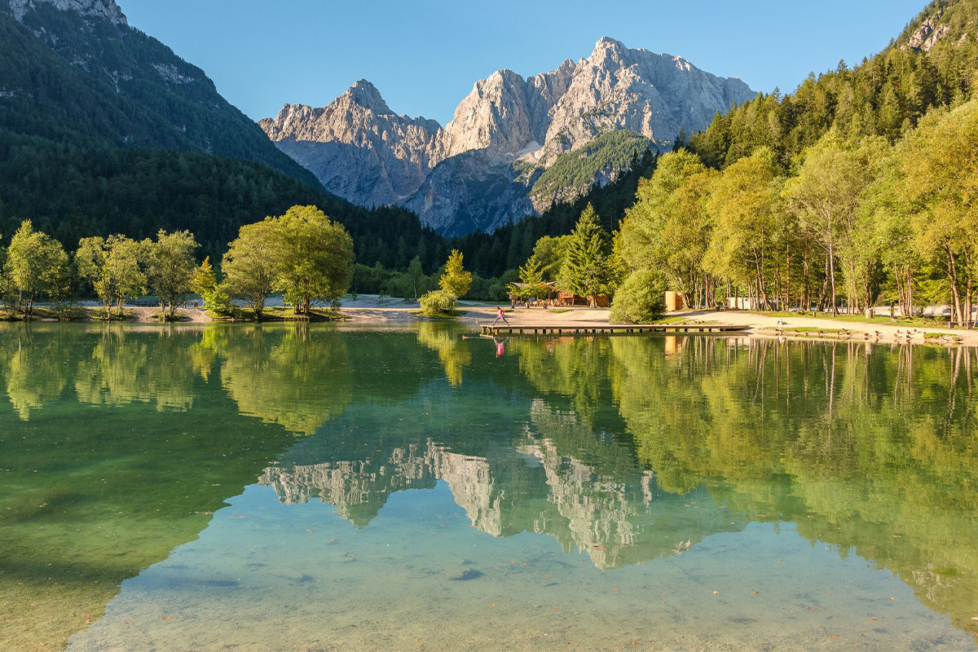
[542,37,752,157]
[7,0,127,25]
[259,80,442,207]
[904,12,951,52]
[261,37,755,233]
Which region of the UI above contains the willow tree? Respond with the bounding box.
[619,150,719,308]
[898,99,978,326]
[705,148,784,310]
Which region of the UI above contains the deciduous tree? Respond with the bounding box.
[273,206,354,315]
[142,230,199,320]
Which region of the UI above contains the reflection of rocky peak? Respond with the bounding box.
[258,402,739,571]
[259,440,500,531]
[520,439,640,569]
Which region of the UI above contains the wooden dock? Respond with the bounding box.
[481,323,749,336]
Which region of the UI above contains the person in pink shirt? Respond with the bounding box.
[492,306,510,326]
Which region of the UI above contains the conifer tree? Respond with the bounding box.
[439,250,472,298]
[558,204,610,307]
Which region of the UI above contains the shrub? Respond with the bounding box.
[610,269,666,324]
[419,289,457,317]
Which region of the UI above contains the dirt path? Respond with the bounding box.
[692,309,975,345]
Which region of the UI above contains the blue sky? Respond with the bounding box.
[122,0,927,126]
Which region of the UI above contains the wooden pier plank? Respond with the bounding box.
[481,324,749,336]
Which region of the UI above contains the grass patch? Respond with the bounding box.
[548,309,572,315]
[924,332,962,341]
[411,309,462,320]
[89,307,136,321]
[749,310,961,329]
[260,306,345,322]
[652,316,720,325]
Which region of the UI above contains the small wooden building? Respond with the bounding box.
[556,292,609,308]
[665,291,684,312]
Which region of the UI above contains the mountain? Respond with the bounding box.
[0,0,452,271]
[260,80,442,207]
[261,37,755,236]
[0,0,318,185]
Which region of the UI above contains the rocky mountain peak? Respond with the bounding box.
[343,78,392,114]
[7,0,127,25]
[593,36,628,55]
[262,37,755,235]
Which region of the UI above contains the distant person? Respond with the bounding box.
[493,306,510,326]
[494,338,505,357]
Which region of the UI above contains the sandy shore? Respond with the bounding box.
[27,297,978,346]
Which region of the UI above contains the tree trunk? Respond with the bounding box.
[946,245,964,325]
[828,241,838,316]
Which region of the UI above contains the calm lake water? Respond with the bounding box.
[1,324,977,651]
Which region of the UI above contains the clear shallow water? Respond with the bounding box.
[1,324,977,651]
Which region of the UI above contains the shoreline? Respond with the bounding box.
[5,300,976,346]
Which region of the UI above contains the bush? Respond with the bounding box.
[419,289,457,316]
[610,270,666,324]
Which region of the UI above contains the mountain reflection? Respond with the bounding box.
[1,324,977,648]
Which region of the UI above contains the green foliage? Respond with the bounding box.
[897,98,978,323]
[532,131,652,205]
[703,148,786,308]
[141,230,198,319]
[191,257,234,318]
[783,134,888,313]
[222,219,281,319]
[509,257,549,302]
[687,2,978,168]
[558,204,611,306]
[272,206,354,314]
[619,150,719,308]
[4,220,69,315]
[75,234,145,317]
[439,249,472,298]
[610,269,667,323]
[419,289,458,317]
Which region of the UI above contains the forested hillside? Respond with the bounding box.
[0,0,449,270]
[0,2,317,183]
[688,0,978,168]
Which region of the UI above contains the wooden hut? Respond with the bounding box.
[555,292,609,308]
[665,291,684,312]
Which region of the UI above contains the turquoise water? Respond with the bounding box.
[1,324,977,651]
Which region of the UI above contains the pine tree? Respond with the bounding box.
[558,204,610,307]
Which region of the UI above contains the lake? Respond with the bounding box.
[1,323,977,651]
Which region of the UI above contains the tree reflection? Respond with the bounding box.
[413,322,471,387]
[217,325,352,435]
